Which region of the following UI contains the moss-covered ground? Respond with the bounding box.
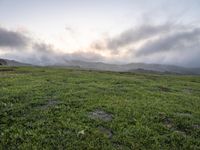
[0,66,200,149]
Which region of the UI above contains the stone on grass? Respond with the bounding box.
[88,109,113,122]
[175,112,193,118]
[98,126,113,139]
[37,99,60,110]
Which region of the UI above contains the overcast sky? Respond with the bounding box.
[0,0,200,67]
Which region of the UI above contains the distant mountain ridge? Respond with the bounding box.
[1,58,200,75]
[55,60,200,75]
[0,58,31,66]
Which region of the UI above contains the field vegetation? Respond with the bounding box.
[0,66,200,149]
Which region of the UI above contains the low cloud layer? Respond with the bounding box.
[1,23,200,67]
[136,27,200,56]
[91,23,200,67]
[109,24,172,51]
[0,26,104,65]
[92,24,175,52]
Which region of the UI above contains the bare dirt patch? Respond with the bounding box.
[88,109,113,122]
[98,126,113,139]
[37,99,60,110]
[112,142,129,150]
[175,112,193,118]
[192,124,200,129]
[174,130,187,137]
[157,86,171,92]
[183,88,192,94]
[162,117,188,136]
[163,117,174,129]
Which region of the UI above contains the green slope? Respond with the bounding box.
[0,66,200,149]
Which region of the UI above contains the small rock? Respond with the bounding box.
[175,112,193,118]
[88,109,113,122]
[112,142,128,150]
[163,117,174,129]
[78,130,85,136]
[183,89,192,94]
[36,99,60,110]
[98,126,113,139]
[158,86,171,92]
[192,125,200,129]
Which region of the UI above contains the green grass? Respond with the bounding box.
[0,66,200,150]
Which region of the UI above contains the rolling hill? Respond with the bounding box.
[1,58,200,75]
[0,58,31,66]
[56,60,200,75]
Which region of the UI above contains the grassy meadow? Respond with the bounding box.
[0,66,200,149]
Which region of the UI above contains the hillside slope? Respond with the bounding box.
[0,66,200,149]
[0,58,31,66]
[57,60,200,75]
[1,58,200,74]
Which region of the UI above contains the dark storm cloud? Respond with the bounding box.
[0,26,30,48]
[136,27,200,56]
